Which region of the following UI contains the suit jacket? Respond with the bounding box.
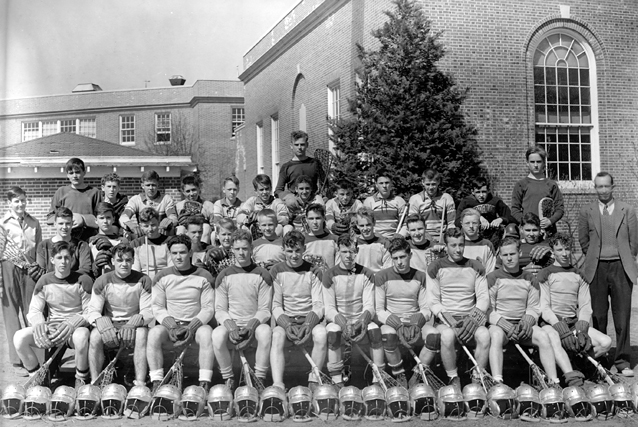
[578,200,638,285]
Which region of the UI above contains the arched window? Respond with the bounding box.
[533,31,598,182]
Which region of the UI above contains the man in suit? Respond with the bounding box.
[579,171,638,377]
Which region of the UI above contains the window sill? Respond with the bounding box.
[558,181,595,194]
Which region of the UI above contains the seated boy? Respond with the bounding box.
[517,213,553,273]
[363,170,407,239]
[324,234,383,386]
[237,174,289,237]
[304,203,340,269]
[120,170,178,237]
[407,169,455,242]
[175,174,214,244]
[252,209,285,269]
[212,176,242,224]
[460,208,496,274]
[100,172,129,221]
[426,228,490,387]
[213,230,273,390]
[87,243,153,386]
[270,231,326,390]
[204,218,237,277]
[404,213,444,272]
[89,202,128,278]
[325,180,363,236]
[131,207,172,278]
[354,208,391,272]
[14,241,93,388]
[487,237,561,386]
[538,233,611,385]
[376,237,440,387]
[184,216,209,268]
[282,175,324,233]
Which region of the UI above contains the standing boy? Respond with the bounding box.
[131,207,173,279]
[100,173,129,221]
[274,130,325,198]
[304,204,340,269]
[363,170,407,239]
[354,208,391,272]
[407,169,456,242]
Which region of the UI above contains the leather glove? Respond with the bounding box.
[330,222,349,236]
[410,313,427,329]
[529,245,552,263]
[96,316,120,349]
[574,320,592,353]
[334,314,350,340]
[283,193,300,210]
[517,315,536,342]
[125,221,144,238]
[34,323,53,349]
[27,263,45,283]
[92,235,114,251]
[277,315,299,342]
[237,318,261,350]
[177,211,191,226]
[95,250,112,269]
[553,320,578,353]
[246,211,259,226]
[224,319,242,344]
[174,318,202,347]
[50,314,84,345]
[402,324,422,346]
[119,314,144,348]
[440,312,458,329]
[496,318,517,340]
[457,308,486,343]
[162,316,181,342]
[159,218,174,234]
[351,311,372,343]
[295,312,320,347]
[207,247,227,263]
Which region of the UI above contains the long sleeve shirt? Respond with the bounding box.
[122,192,178,224]
[304,232,340,268]
[426,258,489,317]
[463,238,496,274]
[152,266,215,324]
[363,193,407,239]
[212,198,242,223]
[237,195,289,226]
[409,239,440,273]
[487,269,539,324]
[322,263,375,323]
[252,236,285,269]
[131,235,173,279]
[287,194,325,232]
[270,261,323,321]
[214,263,272,327]
[87,270,153,324]
[355,235,391,273]
[325,198,363,230]
[2,210,41,261]
[28,271,93,327]
[36,238,92,276]
[375,267,430,324]
[408,191,456,241]
[274,157,324,197]
[175,198,215,224]
[47,185,101,224]
[454,194,513,228]
[537,265,592,325]
[511,177,564,225]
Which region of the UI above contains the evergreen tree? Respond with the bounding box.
[330,0,485,200]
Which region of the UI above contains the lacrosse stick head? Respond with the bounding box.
[46,385,76,422]
[288,386,313,423]
[74,384,101,420]
[124,385,152,419]
[183,200,203,215]
[0,225,30,269]
[1,383,26,419]
[22,385,52,420]
[487,383,518,419]
[587,383,614,420]
[178,385,206,421]
[311,384,339,421]
[100,383,127,419]
[437,385,467,421]
[516,384,542,422]
[409,383,437,420]
[538,197,554,219]
[463,383,487,419]
[609,383,635,418]
[385,386,411,423]
[235,385,259,422]
[540,387,568,423]
[362,384,386,420]
[149,384,182,421]
[208,384,234,421]
[562,386,593,421]
[259,386,288,422]
[339,386,364,421]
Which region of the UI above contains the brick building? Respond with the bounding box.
[238,0,638,226]
[0,79,244,200]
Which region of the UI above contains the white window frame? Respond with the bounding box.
[42,120,59,137]
[155,113,171,144]
[256,123,264,173]
[60,119,76,134]
[327,82,341,153]
[78,118,96,138]
[232,107,245,138]
[271,115,280,179]
[120,115,136,145]
[22,122,41,141]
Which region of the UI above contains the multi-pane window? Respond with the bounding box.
[22,122,40,141]
[120,115,135,145]
[60,119,76,133]
[232,107,245,138]
[78,118,96,138]
[534,32,596,181]
[42,121,58,136]
[155,113,171,143]
[327,84,341,120]
[21,118,98,141]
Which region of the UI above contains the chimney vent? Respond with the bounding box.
[169,75,186,86]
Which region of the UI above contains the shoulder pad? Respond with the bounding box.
[466,258,486,275]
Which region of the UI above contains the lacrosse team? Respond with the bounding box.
[1,135,637,422]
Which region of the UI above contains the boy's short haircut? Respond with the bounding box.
[594,171,614,185]
[112,243,135,260]
[471,176,489,190]
[257,209,277,223]
[521,212,541,228]
[141,170,160,183]
[95,202,114,217]
[375,168,392,182]
[443,228,464,243]
[422,168,441,183]
[185,215,205,229]
[101,173,121,186]
[65,158,86,173]
[291,130,308,143]
[548,233,572,250]
[252,174,272,190]
[217,218,237,233]
[181,173,201,189]
[293,175,314,190]
[334,180,353,192]
[499,236,521,250]
[525,146,547,162]
[387,236,411,255]
[337,233,358,250]
[167,234,192,251]
[306,203,325,217]
[54,207,73,220]
[460,208,481,222]
[231,229,253,247]
[223,175,240,187]
[51,240,74,257]
[139,207,159,223]
[283,230,305,249]
[356,207,376,225]
[405,213,425,228]
[7,186,26,200]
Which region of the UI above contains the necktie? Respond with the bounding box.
[603,205,610,216]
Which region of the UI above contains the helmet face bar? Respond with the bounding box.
[208,384,235,421]
[179,385,207,421]
[149,384,182,421]
[339,386,364,421]
[516,384,541,422]
[75,385,102,420]
[438,385,467,421]
[410,383,438,421]
[587,383,614,420]
[235,385,260,422]
[259,386,288,422]
[288,386,313,423]
[385,386,411,422]
[47,386,76,421]
[609,383,635,418]
[101,383,127,419]
[540,387,567,423]
[23,386,52,420]
[1,384,27,419]
[312,384,339,421]
[487,384,518,419]
[362,384,386,421]
[124,385,152,419]
[463,383,487,419]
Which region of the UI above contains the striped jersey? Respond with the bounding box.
[212,198,242,223]
[426,258,488,317]
[323,263,375,323]
[215,263,273,327]
[363,193,407,239]
[270,260,324,321]
[152,266,215,324]
[87,270,153,324]
[123,192,177,222]
[375,267,430,324]
[131,235,173,279]
[304,232,341,268]
[252,236,285,269]
[537,265,592,324]
[355,235,391,272]
[464,238,496,274]
[409,239,442,273]
[28,271,93,327]
[487,269,539,324]
[407,191,456,241]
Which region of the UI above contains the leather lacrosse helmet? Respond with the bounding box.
[75,384,102,420]
[463,383,487,419]
[503,223,519,239]
[179,385,207,421]
[587,383,613,420]
[149,384,182,421]
[288,386,313,423]
[438,385,466,420]
[259,386,288,422]
[312,384,339,421]
[409,383,438,420]
[487,383,518,419]
[516,384,541,422]
[540,387,567,423]
[124,385,152,419]
[208,384,234,421]
[100,383,127,419]
[234,385,260,422]
[22,385,52,420]
[47,385,76,421]
[385,386,411,423]
[562,386,593,421]
[609,383,635,418]
[362,384,386,420]
[339,386,364,421]
[1,383,26,419]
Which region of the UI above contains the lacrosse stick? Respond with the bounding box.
[438,198,446,244]
[395,205,409,234]
[314,148,334,197]
[238,350,265,392]
[300,347,333,385]
[514,344,549,390]
[0,225,33,269]
[353,343,399,392]
[538,197,554,221]
[405,347,445,391]
[144,235,151,277]
[155,341,191,392]
[583,355,619,386]
[92,345,126,389]
[22,345,66,389]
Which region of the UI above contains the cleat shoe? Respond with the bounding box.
[13,365,29,377]
[151,380,162,394]
[333,382,345,390]
[621,368,634,377]
[75,377,86,390]
[199,381,211,394]
[308,381,319,394]
[395,372,408,389]
[448,376,462,390]
[224,378,235,392]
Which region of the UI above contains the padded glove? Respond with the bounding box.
[351,311,372,343]
[177,211,192,226]
[529,245,552,263]
[237,318,261,350]
[224,319,242,345]
[496,318,517,340]
[159,218,174,234]
[334,314,350,339]
[174,318,203,347]
[410,313,427,329]
[162,316,181,342]
[207,247,227,263]
[402,324,422,346]
[50,314,84,345]
[330,222,349,236]
[95,250,112,270]
[457,308,486,343]
[125,221,144,238]
[517,314,536,342]
[27,264,45,283]
[553,320,578,353]
[295,312,320,346]
[34,323,53,349]
[96,316,120,349]
[277,315,299,342]
[92,235,114,252]
[574,320,592,353]
[119,314,143,348]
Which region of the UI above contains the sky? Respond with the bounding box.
[0,0,300,99]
